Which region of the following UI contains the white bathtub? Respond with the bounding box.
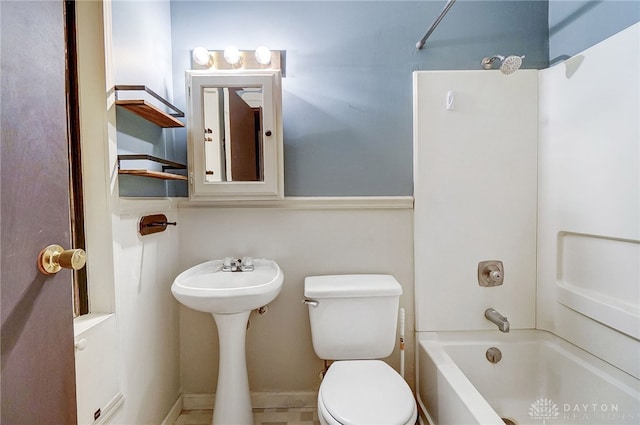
[417,330,640,425]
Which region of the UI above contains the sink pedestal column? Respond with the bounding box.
[211,311,253,425]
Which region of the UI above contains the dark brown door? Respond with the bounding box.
[1,1,78,424]
[228,89,260,181]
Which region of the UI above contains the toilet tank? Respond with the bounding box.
[304,274,402,360]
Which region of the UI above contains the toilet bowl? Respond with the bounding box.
[303,275,418,425]
[317,360,417,425]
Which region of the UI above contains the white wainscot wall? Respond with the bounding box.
[74,207,182,425]
[108,210,182,425]
[176,205,415,397]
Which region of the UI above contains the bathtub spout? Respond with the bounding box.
[485,308,510,333]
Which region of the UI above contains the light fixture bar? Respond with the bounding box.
[191,49,285,76]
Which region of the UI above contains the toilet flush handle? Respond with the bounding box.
[302,299,319,308]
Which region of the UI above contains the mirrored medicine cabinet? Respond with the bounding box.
[186,70,283,200]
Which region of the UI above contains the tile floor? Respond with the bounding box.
[175,407,321,425]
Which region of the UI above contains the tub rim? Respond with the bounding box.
[416,329,640,425]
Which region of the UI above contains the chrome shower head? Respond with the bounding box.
[481,54,525,75]
[500,55,524,74]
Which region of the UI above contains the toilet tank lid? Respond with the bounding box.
[304,274,402,298]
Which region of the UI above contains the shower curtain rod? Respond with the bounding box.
[416,0,457,50]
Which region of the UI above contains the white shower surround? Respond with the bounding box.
[414,22,640,424]
[537,22,640,377]
[413,69,539,333]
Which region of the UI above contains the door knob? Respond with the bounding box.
[38,244,87,275]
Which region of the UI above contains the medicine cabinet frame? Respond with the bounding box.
[186,70,284,201]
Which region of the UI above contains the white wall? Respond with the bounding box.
[75,1,183,423]
[413,71,539,332]
[108,209,181,424]
[74,1,121,423]
[176,204,416,395]
[538,23,640,378]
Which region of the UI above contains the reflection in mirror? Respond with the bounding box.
[186,70,283,200]
[203,87,264,182]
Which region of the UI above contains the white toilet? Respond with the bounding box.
[304,274,417,425]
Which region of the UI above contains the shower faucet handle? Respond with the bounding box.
[478,260,504,287]
[488,269,502,281]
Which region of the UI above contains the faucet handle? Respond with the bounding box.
[222,257,238,271]
[478,260,504,287]
[240,256,254,271]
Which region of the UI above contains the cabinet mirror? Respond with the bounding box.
[186,70,283,200]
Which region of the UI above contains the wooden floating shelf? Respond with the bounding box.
[116,99,184,128]
[114,87,187,184]
[117,154,187,181]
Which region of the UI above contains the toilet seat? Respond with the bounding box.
[318,360,417,425]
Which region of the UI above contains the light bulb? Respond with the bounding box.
[224,46,241,65]
[255,46,272,65]
[192,47,212,67]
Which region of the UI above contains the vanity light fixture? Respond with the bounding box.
[254,45,272,65]
[190,46,285,76]
[192,46,214,68]
[223,46,242,65]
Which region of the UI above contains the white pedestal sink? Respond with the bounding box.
[172,259,284,425]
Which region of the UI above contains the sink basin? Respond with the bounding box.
[172,258,284,424]
[172,259,284,314]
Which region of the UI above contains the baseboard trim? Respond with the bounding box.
[181,391,317,411]
[160,395,183,425]
[182,393,213,410]
[92,393,125,425]
[252,391,318,409]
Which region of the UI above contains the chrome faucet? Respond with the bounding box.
[222,256,254,272]
[484,308,510,333]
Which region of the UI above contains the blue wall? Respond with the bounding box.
[113,1,639,197]
[170,1,549,196]
[112,0,187,197]
[549,0,640,63]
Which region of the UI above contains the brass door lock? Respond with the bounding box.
[38,244,86,275]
